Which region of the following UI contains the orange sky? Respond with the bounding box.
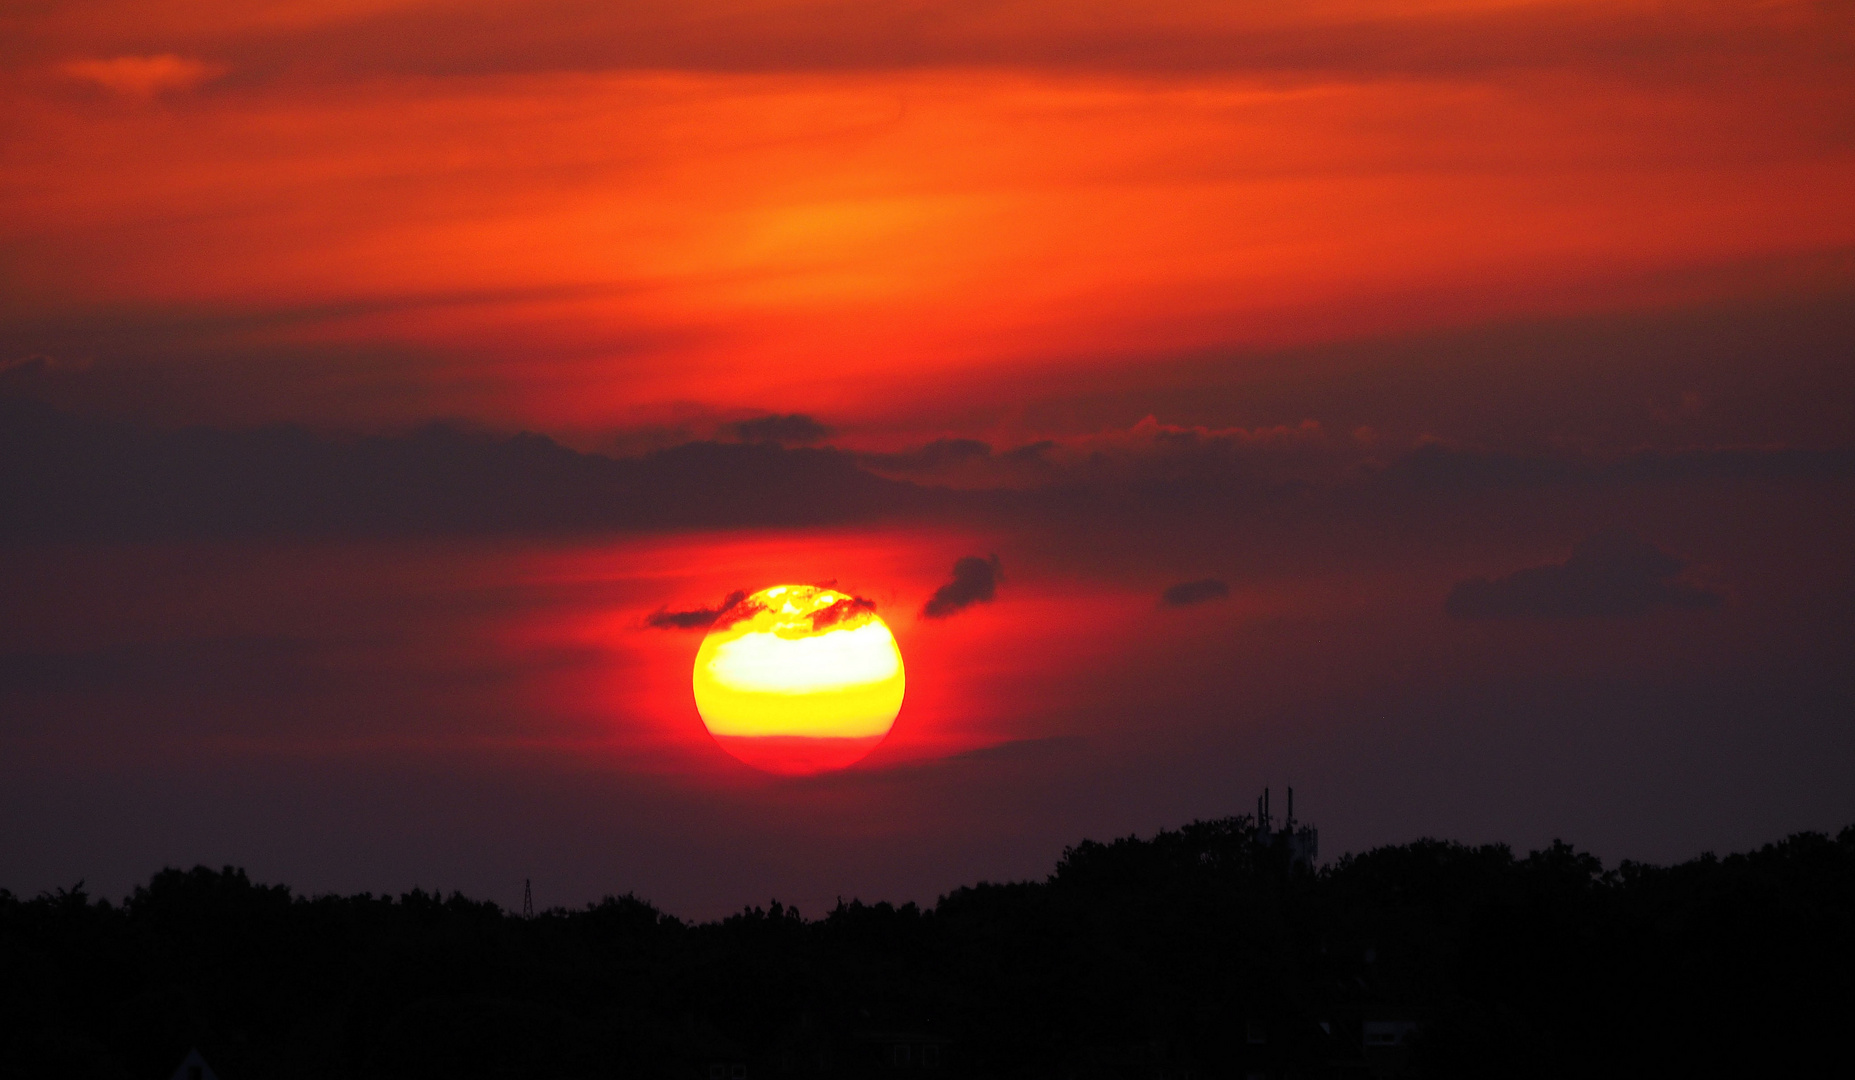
[4,1,1853,435]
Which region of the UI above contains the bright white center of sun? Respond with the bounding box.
[705,621,901,694]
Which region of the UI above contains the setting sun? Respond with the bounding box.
[693,584,905,775]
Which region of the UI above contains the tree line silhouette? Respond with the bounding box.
[4,817,1851,1078]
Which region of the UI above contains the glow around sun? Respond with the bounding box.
[693,584,905,774]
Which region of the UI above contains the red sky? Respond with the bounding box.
[3,1,1854,914]
[6,0,1853,437]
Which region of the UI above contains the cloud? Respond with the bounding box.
[857,439,1062,490]
[809,594,878,630]
[23,2,1846,87]
[646,587,877,633]
[921,555,1002,620]
[861,438,994,473]
[1445,531,1723,619]
[0,399,926,543]
[1160,579,1230,608]
[1048,417,1339,493]
[1000,441,1056,463]
[730,414,833,445]
[859,419,1337,493]
[1378,441,1578,491]
[60,55,223,97]
[8,392,1853,550]
[1377,441,1855,495]
[645,590,747,631]
[0,354,89,387]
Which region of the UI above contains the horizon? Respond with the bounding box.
[19,810,1853,923]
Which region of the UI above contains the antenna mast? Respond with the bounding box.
[523,878,534,919]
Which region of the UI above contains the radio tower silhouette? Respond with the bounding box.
[522,878,534,919]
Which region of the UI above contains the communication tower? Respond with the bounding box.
[1256,786,1319,868]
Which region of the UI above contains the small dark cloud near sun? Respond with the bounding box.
[646,590,748,631]
[730,413,833,445]
[810,595,877,630]
[1160,579,1230,608]
[922,554,1002,619]
[1446,531,1722,619]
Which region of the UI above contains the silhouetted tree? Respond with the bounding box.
[3,821,1852,1078]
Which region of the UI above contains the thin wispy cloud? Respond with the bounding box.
[60,55,223,97]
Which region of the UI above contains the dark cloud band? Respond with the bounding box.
[730,414,832,445]
[1446,531,1722,619]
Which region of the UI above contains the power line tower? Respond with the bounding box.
[522,878,534,919]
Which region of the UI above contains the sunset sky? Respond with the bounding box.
[3,0,1853,917]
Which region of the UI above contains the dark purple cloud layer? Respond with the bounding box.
[730,414,833,446]
[1446,531,1723,619]
[0,398,926,542]
[8,395,1855,546]
[14,1,1851,84]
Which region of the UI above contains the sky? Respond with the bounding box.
[3,0,1854,918]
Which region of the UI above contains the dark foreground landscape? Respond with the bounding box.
[6,818,1852,1080]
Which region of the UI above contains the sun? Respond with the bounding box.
[693,584,905,774]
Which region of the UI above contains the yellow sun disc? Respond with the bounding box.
[693,584,905,774]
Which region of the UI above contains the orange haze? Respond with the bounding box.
[3,1,1852,432]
